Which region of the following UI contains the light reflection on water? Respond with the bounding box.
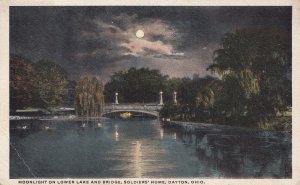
[160,129,164,139]
[10,118,291,178]
[114,125,119,142]
[134,141,141,177]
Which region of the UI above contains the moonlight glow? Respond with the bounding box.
[136,30,144,38]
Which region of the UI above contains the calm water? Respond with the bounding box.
[10,118,291,178]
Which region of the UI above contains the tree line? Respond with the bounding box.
[10,55,68,111]
[9,55,105,116]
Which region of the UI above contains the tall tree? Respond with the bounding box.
[9,55,35,111]
[34,60,68,108]
[74,77,104,117]
[208,28,291,121]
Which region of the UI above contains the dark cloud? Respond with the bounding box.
[10,6,291,82]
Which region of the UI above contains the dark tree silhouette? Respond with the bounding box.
[9,55,35,111]
[34,60,68,108]
[207,28,291,122]
[104,67,167,103]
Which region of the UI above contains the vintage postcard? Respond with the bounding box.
[1,0,300,185]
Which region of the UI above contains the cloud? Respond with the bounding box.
[120,38,183,57]
[78,13,183,58]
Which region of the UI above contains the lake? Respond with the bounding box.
[10,118,291,178]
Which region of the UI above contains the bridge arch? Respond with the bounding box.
[102,110,159,118]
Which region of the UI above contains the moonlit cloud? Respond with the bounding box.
[80,14,183,58]
[120,39,180,56]
[69,12,187,80]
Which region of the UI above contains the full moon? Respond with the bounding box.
[136,29,144,38]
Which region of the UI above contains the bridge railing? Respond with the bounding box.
[104,103,163,111]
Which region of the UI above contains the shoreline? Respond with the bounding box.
[9,115,107,121]
[10,114,291,133]
[162,119,292,133]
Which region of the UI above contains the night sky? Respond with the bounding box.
[10,7,291,82]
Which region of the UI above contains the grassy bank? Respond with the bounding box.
[257,116,292,131]
[164,116,291,132]
[163,109,292,132]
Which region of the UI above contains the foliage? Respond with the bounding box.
[74,77,105,117]
[34,60,68,108]
[160,103,181,119]
[206,28,291,123]
[9,55,36,111]
[10,56,70,111]
[160,28,291,129]
[162,77,184,102]
[160,76,216,121]
[104,67,168,103]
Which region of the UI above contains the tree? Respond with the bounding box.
[208,28,291,122]
[104,67,168,103]
[159,102,181,119]
[194,77,219,120]
[9,55,35,111]
[74,77,104,117]
[34,60,68,108]
[160,76,217,121]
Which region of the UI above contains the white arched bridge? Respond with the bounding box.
[102,91,173,118]
[103,103,163,118]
